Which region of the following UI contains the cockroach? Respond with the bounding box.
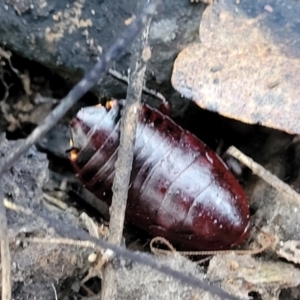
[69,100,250,251]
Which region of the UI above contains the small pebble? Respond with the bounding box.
[264,4,273,13]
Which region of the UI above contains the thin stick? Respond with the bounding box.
[43,193,69,211]
[109,9,152,246]
[3,199,243,300]
[101,2,153,299]
[28,237,97,249]
[227,146,300,203]
[0,0,162,177]
[0,185,11,300]
[51,283,58,300]
[108,68,166,102]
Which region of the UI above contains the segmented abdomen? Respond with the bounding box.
[70,101,250,250]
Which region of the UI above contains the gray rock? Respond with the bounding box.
[0,0,205,114]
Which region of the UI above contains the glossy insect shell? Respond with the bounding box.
[70,101,250,251]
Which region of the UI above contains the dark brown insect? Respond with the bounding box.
[69,100,250,251]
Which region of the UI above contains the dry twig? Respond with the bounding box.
[101,1,153,298]
[108,68,166,102]
[51,283,58,300]
[227,146,300,203]
[43,192,69,211]
[0,185,11,300]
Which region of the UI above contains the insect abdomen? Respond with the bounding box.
[70,101,250,250]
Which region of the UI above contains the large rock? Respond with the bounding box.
[0,0,205,112]
[171,0,300,134]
